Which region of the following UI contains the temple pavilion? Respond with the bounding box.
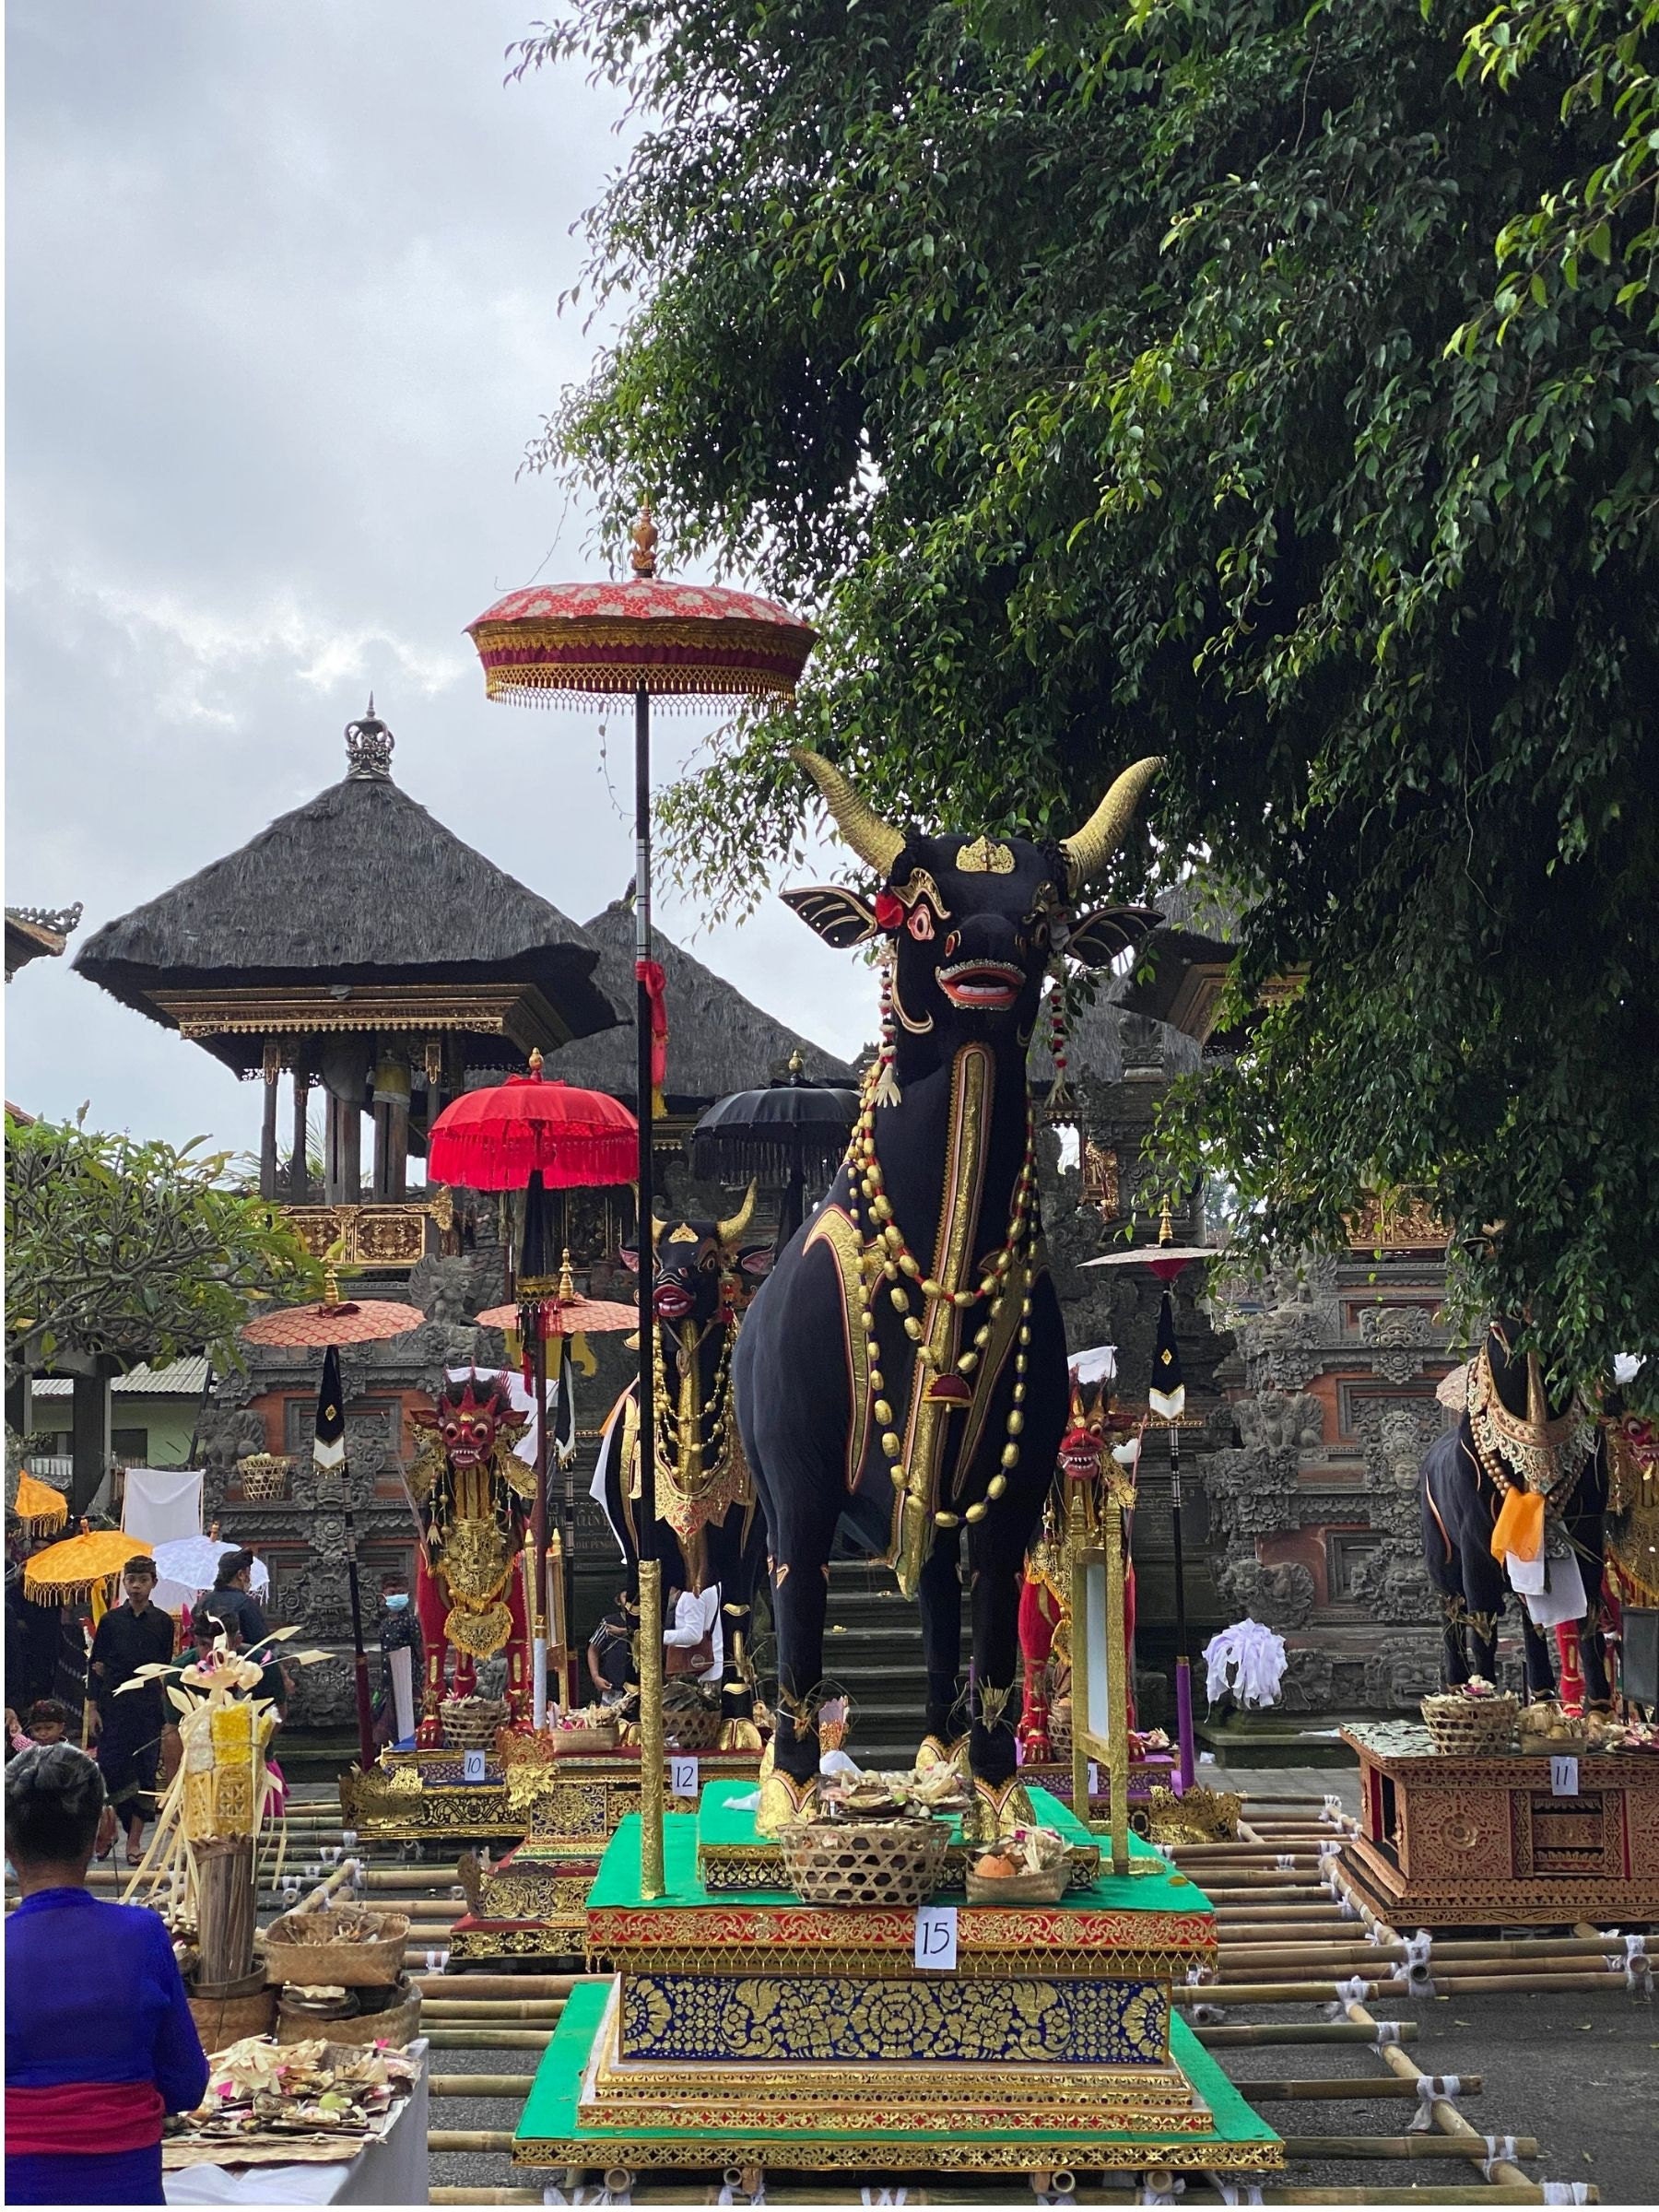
[75,705,619,1266]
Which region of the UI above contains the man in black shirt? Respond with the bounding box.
[587,1588,633,1706]
[88,1557,176,1865]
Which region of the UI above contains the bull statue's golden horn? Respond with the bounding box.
[1058,756,1164,891]
[793,747,905,879]
[717,1181,759,1248]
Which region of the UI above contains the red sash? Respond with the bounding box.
[6,2079,166,2157]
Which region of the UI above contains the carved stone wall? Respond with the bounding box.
[1043,999,1465,1714]
[1206,1241,1464,1710]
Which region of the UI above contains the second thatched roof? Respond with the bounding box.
[545,896,860,1106]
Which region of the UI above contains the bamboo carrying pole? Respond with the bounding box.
[429,2075,536,2098]
[1242,2077,1483,2100]
[1194,2021,1419,2047]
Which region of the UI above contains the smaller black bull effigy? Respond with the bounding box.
[735,747,1162,1834]
[1421,1319,1610,1702]
[592,1187,771,1747]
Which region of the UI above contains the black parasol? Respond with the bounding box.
[689,1052,859,1253]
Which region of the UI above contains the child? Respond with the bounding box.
[6,1701,73,1754]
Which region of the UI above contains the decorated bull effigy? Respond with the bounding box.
[590,1187,771,1753]
[510,752,1281,2184]
[1335,1323,1659,1926]
[735,748,1165,1838]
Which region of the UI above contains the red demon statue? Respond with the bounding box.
[1017,1364,1139,1761]
[407,1373,536,1745]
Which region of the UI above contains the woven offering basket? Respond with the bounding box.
[1420,1691,1517,1756]
[234,1453,291,1501]
[280,1976,422,2048]
[441,1696,509,1751]
[264,1907,410,1988]
[665,1703,723,1752]
[549,1723,618,1755]
[964,1859,1072,1905]
[964,1829,1072,1904]
[781,1817,949,1910]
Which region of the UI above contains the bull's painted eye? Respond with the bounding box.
[907,905,935,942]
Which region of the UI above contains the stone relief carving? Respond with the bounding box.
[1235,1390,1324,1458]
[1360,1645,1443,1708]
[1276,1648,1335,1712]
[1350,1546,1438,1627]
[1357,1302,1433,1383]
[1213,1555,1316,1630]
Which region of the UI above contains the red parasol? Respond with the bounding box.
[466,573,815,707]
[426,1053,637,1193]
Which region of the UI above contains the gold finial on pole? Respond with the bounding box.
[558,1246,577,1305]
[1158,1199,1174,1247]
[527,1047,544,1077]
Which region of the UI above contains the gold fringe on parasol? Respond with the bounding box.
[24,1528,152,1604]
[14,1470,69,1537]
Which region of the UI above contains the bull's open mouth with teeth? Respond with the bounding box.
[653,1283,695,1320]
[445,1440,487,1469]
[936,959,1024,1010]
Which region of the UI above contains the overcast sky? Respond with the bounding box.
[5,2,872,1157]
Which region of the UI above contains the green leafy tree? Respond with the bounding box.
[6,1112,320,1396]
[517,0,1658,1389]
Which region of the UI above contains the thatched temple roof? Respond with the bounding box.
[76,753,620,1069]
[545,895,859,1107]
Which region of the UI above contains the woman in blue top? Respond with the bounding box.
[6,1742,209,2205]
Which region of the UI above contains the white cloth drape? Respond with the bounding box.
[122,1467,204,1547]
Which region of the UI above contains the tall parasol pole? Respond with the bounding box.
[466,505,817,1905]
[1147,1210,1195,1793]
[314,1344,376,1771]
[1080,1203,1212,1795]
[633,678,666,1899]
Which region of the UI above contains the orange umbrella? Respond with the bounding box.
[25,1528,151,1604]
[14,1469,68,1538]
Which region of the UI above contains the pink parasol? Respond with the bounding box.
[241,1292,426,1347]
[477,1296,637,1337]
[425,1053,637,1192]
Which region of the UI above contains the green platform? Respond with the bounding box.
[513,1977,1280,2174]
[512,1789,1279,2178]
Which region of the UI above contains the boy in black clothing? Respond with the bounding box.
[88,1558,175,1865]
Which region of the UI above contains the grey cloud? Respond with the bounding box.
[7,1,872,1150]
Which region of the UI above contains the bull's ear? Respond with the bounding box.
[737,1245,774,1278]
[618,1247,641,1275]
[781,885,880,949]
[1065,903,1162,971]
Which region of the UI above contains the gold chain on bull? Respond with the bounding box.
[843,1053,1040,1558]
[650,1315,738,1508]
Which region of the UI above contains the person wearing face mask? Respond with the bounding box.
[372,1569,422,1747]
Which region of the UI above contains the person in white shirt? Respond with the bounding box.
[663,1583,723,1686]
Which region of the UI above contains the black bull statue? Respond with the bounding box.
[1421,1320,1610,1702]
[735,747,1163,1830]
[592,1192,771,1747]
